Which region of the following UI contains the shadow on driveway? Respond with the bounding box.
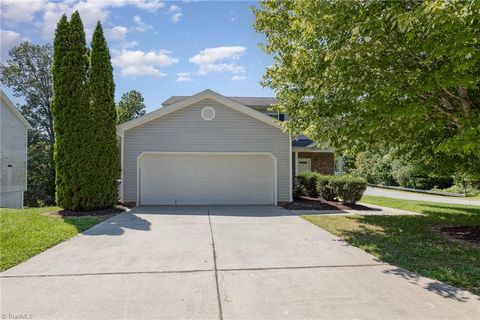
[83,212,151,236]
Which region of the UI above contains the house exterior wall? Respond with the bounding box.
[0,191,23,208]
[0,97,27,208]
[122,98,291,204]
[299,152,335,175]
[293,152,335,176]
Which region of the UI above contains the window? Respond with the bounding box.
[265,111,285,121]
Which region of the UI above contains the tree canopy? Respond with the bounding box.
[116,90,146,124]
[253,0,480,177]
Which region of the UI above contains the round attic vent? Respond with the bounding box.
[201,106,216,120]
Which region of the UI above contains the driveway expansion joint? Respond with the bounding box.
[0,263,386,279]
[218,263,387,273]
[0,269,214,279]
[207,206,224,320]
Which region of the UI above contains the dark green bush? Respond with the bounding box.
[297,172,321,197]
[316,175,337,201]
[292,177,305,200]
[330,175,367,204]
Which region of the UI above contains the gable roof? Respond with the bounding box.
[117,89,283,135]
[0,90,32,129]
[162,95,279,109]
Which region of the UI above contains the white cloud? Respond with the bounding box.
[0,0,46,26]
[197,63,245,76]
[189,46,247,78]
[232,75,246,81]
[190,46,246,65]
[1,29,27,61]
[107,26,128,40]
[167,4,182,22]
[176,72,193,82]
[133,15,153,32]
[1,0,166,40]
[106,26,138,48]
[111,49,178,77]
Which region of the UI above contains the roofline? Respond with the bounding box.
[1,90,32,129]
[162,95,278,107]
[117,89,283,135]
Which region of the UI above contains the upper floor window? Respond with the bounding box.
[265,112,285,121]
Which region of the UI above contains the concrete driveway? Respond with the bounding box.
[1,206,479,319]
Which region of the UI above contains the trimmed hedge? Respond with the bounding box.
[316,175,337,201]
[329,175,367,204]
[297,172,321,197]
[296,173,367,204]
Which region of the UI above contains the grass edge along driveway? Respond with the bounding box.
[303,195,480,295]
[0,207,112,271]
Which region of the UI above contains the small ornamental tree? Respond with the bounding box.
[89,22,120,208]
[52,12,95,211]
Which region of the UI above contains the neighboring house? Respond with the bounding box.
[117,89,336,206]
[0,90,32,209]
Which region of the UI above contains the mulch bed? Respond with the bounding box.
[48,204,129,217]
[439,225,480,245]
[282,196,373,211]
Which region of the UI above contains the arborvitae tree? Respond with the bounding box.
[52,14,70,208]
[52,11,94,210]
[89,22,119,208]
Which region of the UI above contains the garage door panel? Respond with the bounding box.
[139,153,275,205]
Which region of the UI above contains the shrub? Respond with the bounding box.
[292,177,305,200]
[330,175,367,204]
[297,172,321,197]
[316,175,337,201]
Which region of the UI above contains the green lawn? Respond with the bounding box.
[303,195,480,295]
[0,207,112,271]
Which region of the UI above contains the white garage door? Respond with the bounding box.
[139,153,275,205]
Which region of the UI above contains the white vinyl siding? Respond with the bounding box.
[123,98,290,204]
[0,99,27,195]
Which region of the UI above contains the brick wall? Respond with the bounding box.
[293,152,335,176]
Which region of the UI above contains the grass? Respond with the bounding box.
[303,195,480,295]
[0,206,112,271]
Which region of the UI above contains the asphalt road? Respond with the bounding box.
[365,186,480,206]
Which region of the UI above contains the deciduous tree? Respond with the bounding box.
[116,90,146,124]
[253,0,480,176]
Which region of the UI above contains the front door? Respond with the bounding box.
[298,158,311,174]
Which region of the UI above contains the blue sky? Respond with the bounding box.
[1,0,273,112]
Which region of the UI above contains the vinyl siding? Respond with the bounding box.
[0,98,27,194]
[123,98,291,203]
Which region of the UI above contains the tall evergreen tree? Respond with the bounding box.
[52,11,94,210]
[52,14,69,208]
[89,22,119,208]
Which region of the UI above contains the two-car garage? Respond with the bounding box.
[138,153,276,205]
[118,90,292,206]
